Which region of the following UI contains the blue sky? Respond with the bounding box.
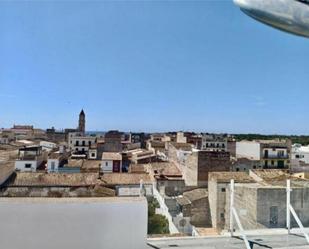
[0,1,308,134]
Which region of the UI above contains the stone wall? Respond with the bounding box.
[208,180,229,230]
[184,152,198,186]
[225,185,309,230]
[197,151,231,187]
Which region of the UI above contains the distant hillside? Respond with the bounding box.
[234,134,309,145]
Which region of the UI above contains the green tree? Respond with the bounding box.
[147,198,169,234]
[148,214,169,234]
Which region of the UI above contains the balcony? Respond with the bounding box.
[263,154,289,159]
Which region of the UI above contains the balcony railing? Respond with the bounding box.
[263,155,289,159]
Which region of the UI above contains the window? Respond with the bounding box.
[76,141,79,146]
[220,213,225,219]
[296,155,300,159]
[82,141,85,146]
[253,166,256,169]
[278,150,285,157]
[221,188,226,192]
[236,168,239,172]
[105,162,108,166]
[25,164,31,168]
[91,153,95,157]
[271,160,274,166]
[89,141,91,146]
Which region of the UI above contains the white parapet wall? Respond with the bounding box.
[0,197,147,249]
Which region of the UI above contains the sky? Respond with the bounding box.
[0,1,308,134]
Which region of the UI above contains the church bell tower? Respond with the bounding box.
[78,109,86,134]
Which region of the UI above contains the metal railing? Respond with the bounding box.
[263,155,289,159]
[286,179,309,244]
[230,179,252,249]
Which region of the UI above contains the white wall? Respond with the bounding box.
[101,160,113,172]
[292,146,309,164]
[88,149,97,159]
[15,160,37,172]
[236,141,260,160]
[40,141,57,151]
[0,197,147,249]
[47,159,59,172]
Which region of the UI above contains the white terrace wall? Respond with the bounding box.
[0,197,147,249]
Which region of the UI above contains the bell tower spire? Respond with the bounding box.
[78,109,85,134]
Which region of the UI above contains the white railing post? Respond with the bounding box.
[230,179,251,249]
[230,179,234,237]
[232,208,252,249]
[139,179,144,197]
[289,205,309,243]
[287,179,309,244]
[286,179,291,234]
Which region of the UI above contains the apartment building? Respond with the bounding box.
[236,139,291,169]
[68,132,97,155]
[201,134,227,152]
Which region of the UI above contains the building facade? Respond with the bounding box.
[236,140,291,169]
[201,134,227,152]
[68,132,97,155]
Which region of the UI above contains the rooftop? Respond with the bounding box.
[149,140,166,147]
[3,172,101,187]
[208,172,255,183]
[2,172,153,188]
[184,188,208,202]
[146,162,182,178]
[100,173,153,185]
[170,142,193,151]
[147,233,309,249]
[81,160,102,172]
[65,159,84,168]
[102,152,122,161]
[249,169,309,187]
[129,164,147,174]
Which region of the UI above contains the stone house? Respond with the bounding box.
[176,188,212,227]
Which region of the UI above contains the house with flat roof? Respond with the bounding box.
[208,170,309,232]
[15,145,46,172]
[101,152,122,173]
